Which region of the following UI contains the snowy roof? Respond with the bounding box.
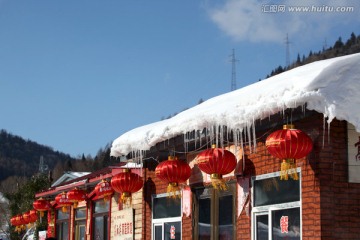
[51,171,91,187]
[111,53,360,157]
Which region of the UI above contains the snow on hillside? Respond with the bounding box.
[111,53,360,157]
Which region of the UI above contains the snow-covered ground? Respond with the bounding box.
[111,53,360,157]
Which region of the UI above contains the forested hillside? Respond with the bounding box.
[0,130,118,188]
[265,32,360,78]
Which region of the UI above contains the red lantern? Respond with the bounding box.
[111,169,143,205]
[94,179,114,202]
[33,198,50,217]
[155,156,191,197]
[15,214,26,232]
[266,124,313,180]
[23,211,30,225]
[196,144,237,190]
[55,192,72,213]
[67,188,86,208]
[29,209,38,223]
[10,216,17,226]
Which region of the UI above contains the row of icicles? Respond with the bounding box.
[155,123,313,196]
[27,124,313,223]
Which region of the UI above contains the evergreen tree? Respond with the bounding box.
[5,174,50,240]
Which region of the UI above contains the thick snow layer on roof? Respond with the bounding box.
[111,53,360,157]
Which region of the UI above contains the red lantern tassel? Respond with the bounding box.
[167,183,181,198]
[288,159,298,180]
[61,206,67,213]
[280,159,290,180]
[120,192,132,205]
[210,174,228,191]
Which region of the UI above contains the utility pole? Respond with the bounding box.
[230,49,238,91]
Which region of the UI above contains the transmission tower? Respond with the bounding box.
[39,155,48,173]
[285,33,291,67]
[230,49,239,91]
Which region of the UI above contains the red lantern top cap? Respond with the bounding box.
[283,124,295,130]
[168,156,176,160]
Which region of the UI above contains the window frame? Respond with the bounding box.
[74,207,86,240]
[193,181,237,240]
[251,169,302,240]
[92,200,110,240]
[56,209,70,240]
[151,192,182,240]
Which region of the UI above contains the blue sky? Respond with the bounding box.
[0,0,359,158]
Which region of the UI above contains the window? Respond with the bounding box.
[252,170,301,240]
[193,183,236,240]
[152,193,182,240]
[92,200,110,240]
[56,210,70,240]
[75,208,86,240]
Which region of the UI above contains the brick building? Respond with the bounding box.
[34,53,360,239]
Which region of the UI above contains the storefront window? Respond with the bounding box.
[194,183,236,240]
[252,171,301,240]
[152,193,182,240]
[92,200,109,240]
[56,210,69,240]
[75,208,86,240]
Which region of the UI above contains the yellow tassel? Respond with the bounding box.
[73,202,78,208]
[210,174,228,191]
[288,159,299,180]
[62,206,67,213]
[40,211,44,218]
[280,159,290,180]
[104,195,110,202]
[167,183,181,199]
[121,192,132,205]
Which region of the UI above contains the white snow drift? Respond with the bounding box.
[111,53,360,157]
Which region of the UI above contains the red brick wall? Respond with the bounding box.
[141,112,360,239]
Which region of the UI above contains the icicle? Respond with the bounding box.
[240,129,245,163]
[195,130,198,149]
[252,117,257,152]
[327,121,331,144]
[247,123,252,153]
[233,130,238,156]
[322,116,326,148]
[215,125,219,148]
[244,126,247,150]
[220,125,224,149]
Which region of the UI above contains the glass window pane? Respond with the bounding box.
[57,210,70,220]
[79,225,85,240]
[153,197,181,219]
[62,221,69,240]
[104,216,108,240]
[154,225,162,240]
[93,216,105,240]
[94,200,109,213]
[164,221,181,240]
[256,214,268,240]
[198,197,211,240]
[219,195,233,240]
[254,177,300,207]
[271,207,300,240]
[75,208,86,219]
